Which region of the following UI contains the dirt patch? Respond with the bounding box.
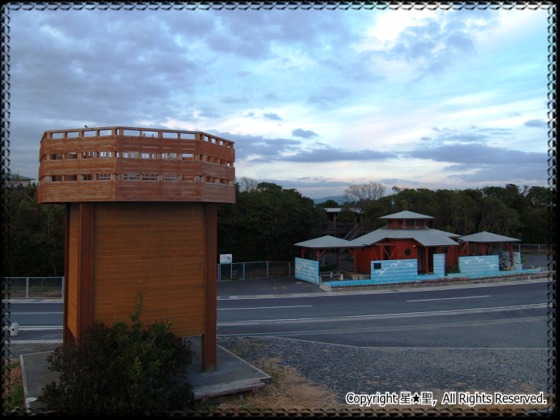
[201,357,346,413]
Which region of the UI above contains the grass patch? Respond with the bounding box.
[191,357,346,416]
[3,360,26,415]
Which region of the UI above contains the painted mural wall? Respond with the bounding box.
[369,254,446,284]
[458,255,499,276]
[314,252,537,288]
[370,258,418,283]
[295,257,320,284]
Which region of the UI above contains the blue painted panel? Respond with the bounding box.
[459,255,499,275]
[370,259,418,283]
[294,258,320,284]
[433,253,445,277]
[513,252,522,271]
[326,279,377,287]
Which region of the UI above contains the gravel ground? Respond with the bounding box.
[6,337,554,414]
[217,336,554,406]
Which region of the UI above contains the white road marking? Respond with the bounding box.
[407,295,490,302]
[219,305,312,311]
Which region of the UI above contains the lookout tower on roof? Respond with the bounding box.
[379,210,433,229]
[351,210,460,274]
[38,126,235,371]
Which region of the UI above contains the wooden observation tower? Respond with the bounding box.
[38,126,235,371]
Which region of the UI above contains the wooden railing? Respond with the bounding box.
[38,126,235,203]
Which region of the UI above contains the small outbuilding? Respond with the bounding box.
[294,235,359,271]
[458,231,521,270]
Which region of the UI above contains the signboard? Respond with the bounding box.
[295,258,320,284]
[220,254,233,264]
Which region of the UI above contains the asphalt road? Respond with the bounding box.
[6,278,551,353]
[217,280,550,348]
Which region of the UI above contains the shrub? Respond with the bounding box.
[38,294,194,415]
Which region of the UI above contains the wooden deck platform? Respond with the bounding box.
[38,126,235,203]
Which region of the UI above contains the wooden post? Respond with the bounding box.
[64,202,95,344]
[63,204,71,344]
[77,203,95,337]
[202,203,217,372]
[508,243,514,269]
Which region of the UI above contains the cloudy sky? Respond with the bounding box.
[5,3,553,199]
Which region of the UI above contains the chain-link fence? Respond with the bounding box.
[5,246,548,296]
[515,244,555,254]
[217,261,293,281]
[4,277,64,299]
[4,261,295,298]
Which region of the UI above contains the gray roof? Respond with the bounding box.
[349,227,459,247]
[294,235,355,249]
[324,207,363,214]
[379,210,434,220]
[7,174,35,181]
[459,231,520,243]
[436,228,462,238]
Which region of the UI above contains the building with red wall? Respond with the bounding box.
[350,210,461,274]
[296,210,525,279]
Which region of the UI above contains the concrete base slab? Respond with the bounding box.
[186,336,271,400]
[20,351,59,412]
[19,338,271,413]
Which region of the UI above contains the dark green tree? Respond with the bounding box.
[482,184,528,214]
[359,195,396,231]
[433,189,478,234]
[5,184,64,276]
[218,181,326,261]
[478,196,521,237]
[391,188,438,218]
[315,199,342,209]
[519,186,554,243]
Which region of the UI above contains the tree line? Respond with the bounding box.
[336,181,553,242]
[3,180,553,277]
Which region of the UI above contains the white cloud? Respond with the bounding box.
[5,5,551,199]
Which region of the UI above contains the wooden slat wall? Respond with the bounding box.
[202,203,218,370]
[66,204,79,337]
[38,127,235,204]
[65,203,94,340]
[92,202,207,337]
[39,181,235,203]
